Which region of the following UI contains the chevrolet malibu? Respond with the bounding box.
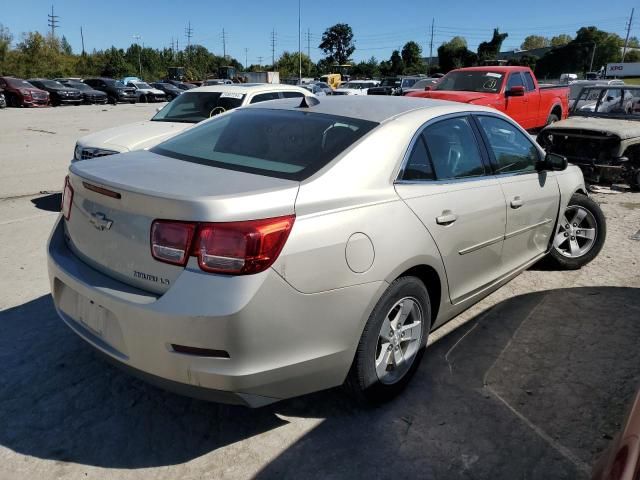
[48,96,606,407]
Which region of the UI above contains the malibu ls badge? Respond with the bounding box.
[89,212,113,231]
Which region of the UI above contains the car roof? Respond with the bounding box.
[243,95,486,123]
[187,83,310,94]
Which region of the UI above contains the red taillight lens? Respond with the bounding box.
[151,221,196,266]
[196,215,295,274]
[61,175,74,220]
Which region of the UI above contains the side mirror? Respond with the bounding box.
[537,152,568,171]
[506,85,525,97]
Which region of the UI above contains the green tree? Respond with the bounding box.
[521,35,549,50]
[477,28,508,62]
[401,41,425,74]
[351,56,379,78]
[276,51,314,79]
[319,23,355,65]
[625,50,640,62]
[437,36,477,72]
[550,34,572,47]
[0,24,13,67]
[627,36,639,48]
[61,35,72,55]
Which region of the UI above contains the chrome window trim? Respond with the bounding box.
[393,111,491,184]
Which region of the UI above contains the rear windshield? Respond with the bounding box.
[151,108,378,180]
[151,91,246,123]
[6,78,35,88]
[435,71,504,93]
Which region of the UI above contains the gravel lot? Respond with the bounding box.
[0,105,639,480]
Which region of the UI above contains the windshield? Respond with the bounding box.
[39,80,64,88]
[413,79,436,89]
[6,78,36,88]
[435,71,504,93]
[151,91,246,123]
[381,78,400,87]
[151,109,378,180]
[68,82,91,91]
[572,86,640,117]
[134,82,152,89]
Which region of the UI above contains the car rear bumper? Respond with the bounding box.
[47,216,382,406]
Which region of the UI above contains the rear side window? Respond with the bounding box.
[282,91,304,98]
[422,117,486,180]
[523,72,535,91]
[151,109,378,180]
[250,92,280,103]
[402,137,435,181]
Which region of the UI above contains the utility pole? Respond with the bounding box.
[222,28,227,59]
[589,42,597,72]
[298,0,302,82]
[185,21,193,50]
[271,30,277,67]
[245,48,248,69]
[306,29,311,76]
[47,5,59,39]
[622,8,635,61]
[133,34,142,77]
[257,56,264,66]
[80,26,85,55]
[429,18,434,73]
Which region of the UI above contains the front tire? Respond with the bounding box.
[549,193,606,269]
[346,276,430,403]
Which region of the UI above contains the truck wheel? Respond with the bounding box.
[346,276,430,403]
[631,170,640,192]
[546,113,560,125]
[549,193,606,270]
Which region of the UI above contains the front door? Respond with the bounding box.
[504,72,529,128]
[395,115,507,304]
[474,114,560,275]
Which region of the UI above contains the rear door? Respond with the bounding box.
[504,72,529,128]
[474,114,559,275]
[522,71,541,128]
[395,115,507,304]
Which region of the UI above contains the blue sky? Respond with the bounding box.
[2,0,637,65]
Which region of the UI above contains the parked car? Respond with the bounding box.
[333,80,380,96]
[538,85,640,190]
[72,83,313,161]
[49,96,605,407]
[83,78,137,104]
[150,82,182,100]
[407,66,569,131]
[27,78,83,106]
[568,79,625,109]
[302,83,327,96]
[0,90,6,109]
[126,81,167,103]
[164,79,196,90]
[202,79,234,86]
[368,77,421,96]
[592,389,640,480]
[402,78,440,95]
[0,76,49,107]
[56,79,108,104]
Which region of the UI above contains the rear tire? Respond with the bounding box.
[346,276,430,403]
[548,193,606,269]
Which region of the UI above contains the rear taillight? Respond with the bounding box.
[61,176,74,220]
[151,221,196,266]
[150,215,295,275]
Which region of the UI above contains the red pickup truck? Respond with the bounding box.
[406,66,569,130]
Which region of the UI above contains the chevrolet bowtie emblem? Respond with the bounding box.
[89,212,113,231]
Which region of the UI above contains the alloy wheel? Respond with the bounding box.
[553,205,597,258]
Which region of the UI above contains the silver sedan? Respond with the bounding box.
[47,96,605,406]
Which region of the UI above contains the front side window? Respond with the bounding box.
[151,109,378,180]
[476,115,539,174]
[507,73,525,90]
[422,117,486,180]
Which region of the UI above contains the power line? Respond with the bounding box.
[47,5,59,38]
[185,21,193,49]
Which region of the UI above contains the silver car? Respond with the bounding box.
[48,96,606,407]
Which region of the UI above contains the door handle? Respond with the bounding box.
[511,196,524,209]
[436,211,457,225]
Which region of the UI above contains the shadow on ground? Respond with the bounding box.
[1,287,639,478]
[30,193,61,213]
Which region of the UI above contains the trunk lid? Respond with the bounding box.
[65,150,299,294]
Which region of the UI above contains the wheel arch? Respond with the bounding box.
[395,264,442,328]
[550,103,563,120]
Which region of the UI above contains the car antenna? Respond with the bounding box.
[298,96,320,108]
